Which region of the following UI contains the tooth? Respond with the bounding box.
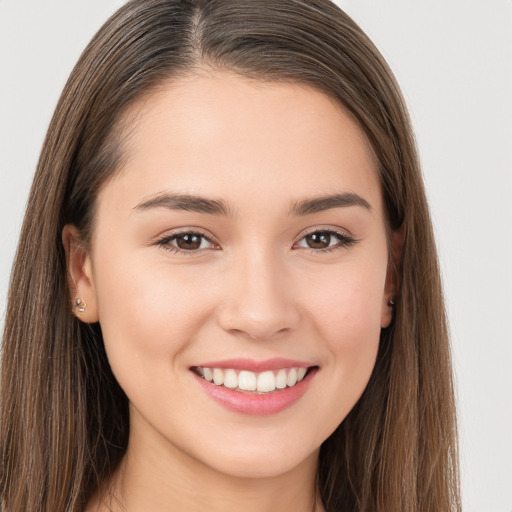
[203,367,213,382]
[203,366,305,391]
[287,368,298,387]
[275,369,287,389]
[213,368,224,386]
[224,369,238,389]
[257,371,276,392]
[238,370,257,391]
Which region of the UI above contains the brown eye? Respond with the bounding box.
[175,233,202,250]
[295,229,356,252]
[156,232,216,253]
[304,232,332,249]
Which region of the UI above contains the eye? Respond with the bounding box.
[155,231,218,253]
[294,229,356,252]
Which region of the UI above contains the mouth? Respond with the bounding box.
[190,360,318,415]
[192,365,314,394]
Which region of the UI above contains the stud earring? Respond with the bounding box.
[74,298,87,313]
[387,298,396,307]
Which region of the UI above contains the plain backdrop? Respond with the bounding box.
[1,1,511,510]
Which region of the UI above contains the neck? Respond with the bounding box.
[91,420,323,512]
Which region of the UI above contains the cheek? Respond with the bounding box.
[304,260,385,419]
[322,287,382,383]
[308,259,386,343]
[92,255,213,376]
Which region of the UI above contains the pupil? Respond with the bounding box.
[177,234,201,250]
[306,232,331,249]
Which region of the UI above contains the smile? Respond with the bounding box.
[191,360,318,416]
[194,366,308,393]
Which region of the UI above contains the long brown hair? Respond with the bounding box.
[0,1,460,510]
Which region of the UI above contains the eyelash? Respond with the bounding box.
[294,228,358,253]
[155,230,219,255]
[154,228,357,255]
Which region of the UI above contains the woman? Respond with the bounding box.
[0,0,460,510]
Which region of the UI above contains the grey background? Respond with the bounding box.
[1,1,511,510]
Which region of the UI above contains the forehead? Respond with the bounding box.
[101,70,382,215]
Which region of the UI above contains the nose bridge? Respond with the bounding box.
[218,243,299,340]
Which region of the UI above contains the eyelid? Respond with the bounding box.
[293,226,358,252]
[154,228,220,253]
[297,225,354,240]
[152,225,357,255]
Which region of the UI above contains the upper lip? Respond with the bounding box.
[192,358,315,372]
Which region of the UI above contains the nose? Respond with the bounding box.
[216,249,301,341]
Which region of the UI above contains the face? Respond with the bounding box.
[67,71,394,479]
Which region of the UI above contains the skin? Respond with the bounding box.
[64,70,396,512]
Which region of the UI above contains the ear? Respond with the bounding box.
[62,224,99,323]
[381,224,404,328]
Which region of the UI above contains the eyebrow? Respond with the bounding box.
[134,193,232,216]
[133,191,371,217]
[290,193,372,215]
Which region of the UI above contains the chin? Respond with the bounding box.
[203,447,318,480]
[182,426,322,480]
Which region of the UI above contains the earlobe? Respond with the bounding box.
[380,296,395,328]
[62,224,99,323]
[380,299,394,328]
[381,225,404,328]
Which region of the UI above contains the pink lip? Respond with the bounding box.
[194,357,312,372]
[192,366,318,416]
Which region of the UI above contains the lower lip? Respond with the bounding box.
[193,368,317,416]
